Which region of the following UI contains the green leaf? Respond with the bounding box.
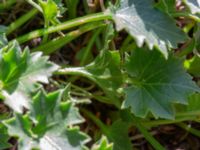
[111,0,187,57]
[85,50,122,100]
[39,0,58,21]
[60,50,123,106]
[0,41,59,112]
[187,93,200,112]
[92,136,113,150]
[30,88,85,129]
[107,120,132,150]
[155,0,176,15]
[184,0,200,14]
[0,124,11,150]
[123,48,199,119]
[3,89,90,150]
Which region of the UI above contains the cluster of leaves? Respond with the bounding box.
[0,0,200,149]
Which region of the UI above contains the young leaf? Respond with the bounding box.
[184,0,200,14]
[92,136,113,150]
[3,89,90,150]
[111,0,187,58]
[123,48,200,119]
[184,56,200,77]
[39,0,58,21]
[0,41,59,112]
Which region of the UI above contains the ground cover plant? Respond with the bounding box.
[0,0,200,149]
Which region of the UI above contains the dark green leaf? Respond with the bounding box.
[107,120,132,150]
[85,50,122,101]
[111,0,187,57]
[124,48,199,119]
[0,124,11,150]
[155,0,176,15]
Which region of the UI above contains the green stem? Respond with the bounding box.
[171,12,200,22]
[176,110,200,117]
[32,23,106,54]
[15,12,112,44]
[0,0,17,10]
[71,84,117,105]
[142,116,197,127]
[80,28,103,66]
[26,0,42,12]
[42,20,49,43]
[81,108,110,136]
[55,67,121,108]
[178,123,200,138]
[133,117,165,150]
[6,8,38,35]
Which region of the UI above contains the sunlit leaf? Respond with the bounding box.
[111,0,187,58]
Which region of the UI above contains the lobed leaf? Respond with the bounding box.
[3,89,89,150]
[111,0,187,58]
[0,41,59,112]
[123,48,199,119]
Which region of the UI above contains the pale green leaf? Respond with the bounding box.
[0,25,7,48]
[39,0,58,21]
[123,48,199,119]
[0,41,59,112]
[92,136,113,150]
[3,89,89,150]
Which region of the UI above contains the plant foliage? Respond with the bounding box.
[0,0,200,149]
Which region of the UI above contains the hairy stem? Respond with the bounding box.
[15,12,112,44]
